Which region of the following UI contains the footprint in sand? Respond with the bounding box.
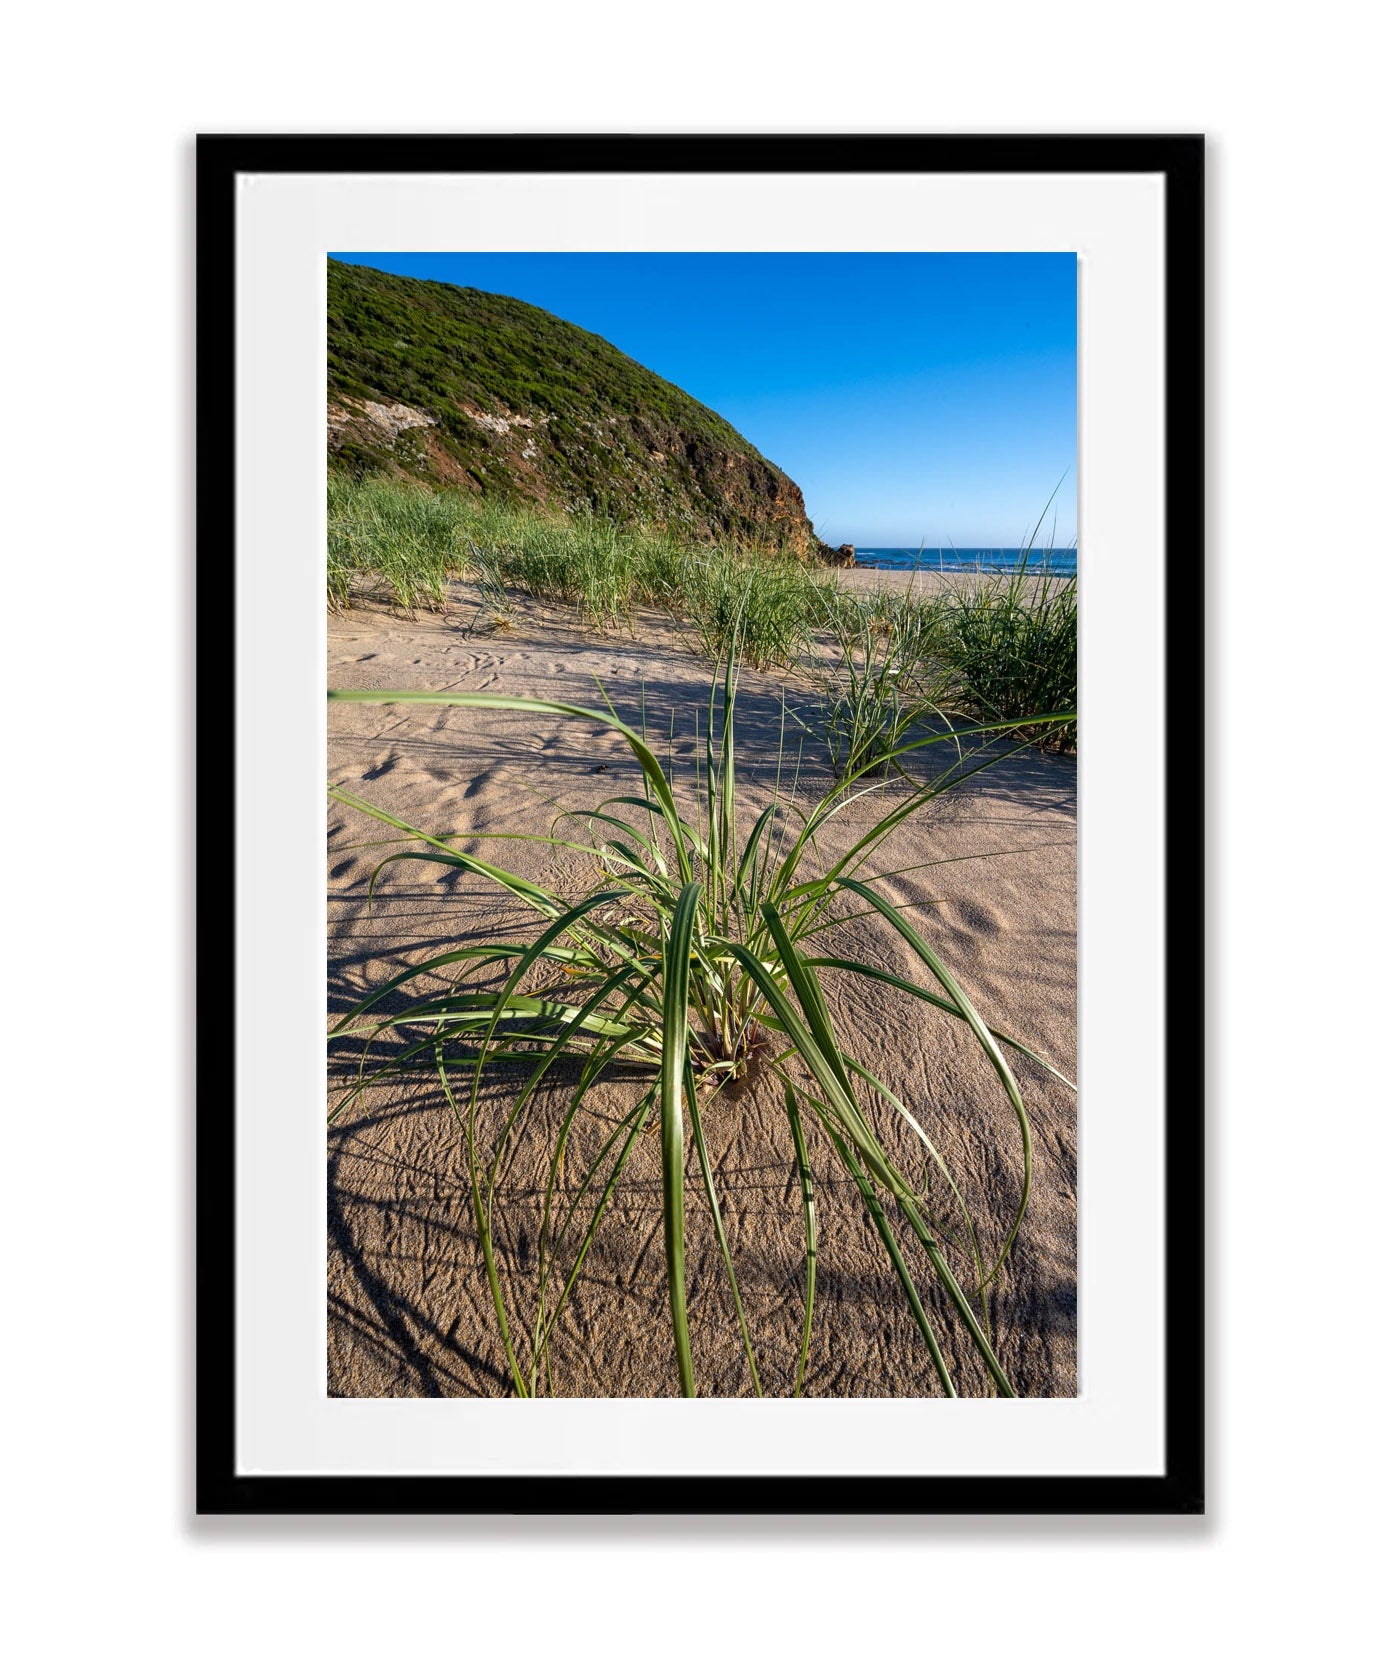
[941,898,1007,939]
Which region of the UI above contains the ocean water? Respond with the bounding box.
[852,546,1078,576]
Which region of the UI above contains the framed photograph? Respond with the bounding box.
[197,133,1203,1515]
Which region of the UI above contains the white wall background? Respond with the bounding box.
[5,4,1394,1674]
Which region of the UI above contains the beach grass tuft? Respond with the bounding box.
[801,576,961,781]
[328,476,472,614]
[931,564,1078,753]
[327,632,1075,1397]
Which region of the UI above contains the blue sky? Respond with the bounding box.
[330,251,1077,548]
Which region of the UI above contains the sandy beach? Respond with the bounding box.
[327,573,1078,1399]
[837,564,1075,600]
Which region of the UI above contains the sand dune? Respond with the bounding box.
[327,578,1077,1398]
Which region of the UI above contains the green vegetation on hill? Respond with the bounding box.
[328,259,824,552]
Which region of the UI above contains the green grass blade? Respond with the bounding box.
[660,880,703,1395]
[529,1081,658,1382]
[329,689,699,883]
[804,957,1076,1090]
[730,925,1017,1395]
[834,876,1034,1284]
[329,781,561,912]
[684,1064,762,1396]
[782,1084,818,1397]
[434,1046,528,1397]
[819,1114,955,1398]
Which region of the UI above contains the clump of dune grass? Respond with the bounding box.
[924,491,1078,752]
[328,476,836,648]
[803,576,961,781]
[933,563,1077,752]
[466,509,827,660]
[462,505,682,626]
[327,636,1075,1399]
[327,476,473,614]
[678,549,843,672]
[461,544,519,635]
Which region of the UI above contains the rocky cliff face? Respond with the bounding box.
[328,259,829,556]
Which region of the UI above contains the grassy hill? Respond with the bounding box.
[327,259,827,554]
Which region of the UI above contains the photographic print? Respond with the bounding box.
[325,249,1079,1402]
[199,133,1202,1512]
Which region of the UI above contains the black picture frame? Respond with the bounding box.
[196,133,1204,1517]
